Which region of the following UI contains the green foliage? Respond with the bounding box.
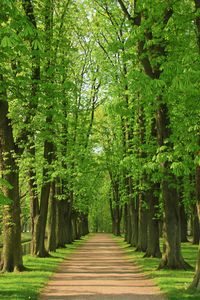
[88,173,112,232]
[0,192,12,205]
[0,0,200,287]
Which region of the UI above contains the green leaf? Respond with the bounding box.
[0,191,12,205]
[0,178,13,190]
[32,39,43,50]
[1,36,12,48]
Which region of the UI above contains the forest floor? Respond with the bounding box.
[39,233,167,300]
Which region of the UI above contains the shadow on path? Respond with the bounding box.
[40,234,167,300]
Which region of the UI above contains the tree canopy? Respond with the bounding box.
[0,0,200,291]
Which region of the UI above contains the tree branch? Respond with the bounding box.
[97,40,115,67]
[117,0,133,22]
[117,0,141,25]
[194,0,200,52]
[22,0,37,28]
[163,7,173,25]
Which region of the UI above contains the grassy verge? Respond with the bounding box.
[21,232,32,244]
[115,236,200,300]
[0,236,88,300]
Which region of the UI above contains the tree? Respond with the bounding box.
[0,76,23,271]
[117,0,192,270]
[189,0,200,289]
[0,1,25,272]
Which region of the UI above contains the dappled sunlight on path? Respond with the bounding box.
[40,234,167,300]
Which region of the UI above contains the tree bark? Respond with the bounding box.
[189,241,200,289]
[189,163,200,288]
[158,176,190,269]
[180,202,188,243]
[47,182,57,252]
[81,213,89,236]
[32,139,53,257]
[136,192,147,252]
[22,0,41,257]
[33,0,54,257]
[112,210,121,236]
[194,0,200,51]
[29,165,40,255]
[126,177,138,246]
[0,75,23,272]
[65,201,73,244]
[110,195,122,236]
[145,185,161,258]
[193,204,200,244]
[109,177,122,236]
[76,214,82,240]
[71,210,78,240]
[131,198,139,247]
[124,203,129,242]
[56,200,68,248]
[188,0,200,288]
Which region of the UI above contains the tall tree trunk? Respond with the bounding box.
[71,210,78,240]
[145,185,161,258]
[158,175,190,269]
[0,75,23,272]
[156,92,188,268]
[32,138,53,257]
[112,207,122,236]
[76,215,82,240]
[180,202,188,243]
[136,192,147,252]
[22,0,41,256]
[125,176,135,242]
[193,204,200,244]
[29,165,40,255]
[188,0,200,288]
[110,196,122,236]
[47,182,57,252]
[132,201,139,247]
[125,177,137,245]
[65,200,73,244]
[109,177,122,236]
[124,203,129,242]
[189,164,200,288]
[189,241,200,289]
[81,213,89,236]
[33,0,54,257]
[135,103,147,252]
[56,200,68,248]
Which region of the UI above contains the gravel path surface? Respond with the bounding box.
[40,234,167,300]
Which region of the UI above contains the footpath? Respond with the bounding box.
[40,234,167,300]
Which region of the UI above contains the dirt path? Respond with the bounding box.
[40,234,167,300]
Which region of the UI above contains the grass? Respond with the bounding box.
[115,236,200,300]
[20,232,32,243]
[0,237,88,300]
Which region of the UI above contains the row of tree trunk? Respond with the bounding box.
[0,93,89,271]
[108,0,200,272]
[0,85,89,271]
